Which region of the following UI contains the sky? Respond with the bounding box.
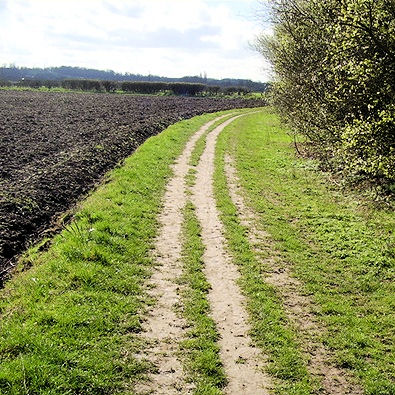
[0,0,273,82]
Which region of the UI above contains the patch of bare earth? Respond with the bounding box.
[224,154,363,395]
[191,115,272,394]
[134,115,231,395]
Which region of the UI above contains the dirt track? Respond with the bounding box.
[135,115,230,394]
[136,114,270,394]
[135,114,363,394]
[191,116,271,394]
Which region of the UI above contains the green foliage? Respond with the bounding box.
[257,0,395,193]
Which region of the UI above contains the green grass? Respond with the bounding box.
[1,107,392,394]
[179,202,226,394]
[0,109,239,394]
[214,112,317,395]
[218,109,395,395]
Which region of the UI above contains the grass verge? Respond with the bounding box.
[0,109,238,394]
[221,109,395,395]
[214,112,317,394]
[179,201,226,394]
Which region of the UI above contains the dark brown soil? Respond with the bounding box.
[0,90,264,283]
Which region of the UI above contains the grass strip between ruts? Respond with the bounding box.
[222,110,395,395]
[0,109,239,394]
[179,201,226,394]
[213,111,317,394]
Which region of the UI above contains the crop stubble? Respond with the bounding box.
[0,90,264,282]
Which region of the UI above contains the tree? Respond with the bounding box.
[257,0,395,192]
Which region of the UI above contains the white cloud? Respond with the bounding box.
[0,0,273,81]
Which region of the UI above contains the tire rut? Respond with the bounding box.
[191,115,272,394]
[224,154,363,395]
[134,115,231,394]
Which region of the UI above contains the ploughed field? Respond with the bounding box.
[0,90,264,282]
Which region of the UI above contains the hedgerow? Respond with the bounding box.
[257,0,395,196]
[7,79,252,97]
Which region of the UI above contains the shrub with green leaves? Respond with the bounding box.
[257,0,395,194]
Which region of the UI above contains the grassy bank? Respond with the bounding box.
[216,110,394,394]
[0,109,239,394]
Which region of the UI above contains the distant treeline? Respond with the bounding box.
[0,78,258,96]
[0,65,269,92]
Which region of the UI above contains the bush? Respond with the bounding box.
[207,85,221,95]
[42,80,61,89]
[120,81,208,96]
[120,81,169,94]
[168,82,205,96]
[0,80,12,87]
[62,79,81,90]
[61,79,102,91]
[257,0,395,191]
[18,79,43,88]
[102,80,119,92]
[222,86,251,95]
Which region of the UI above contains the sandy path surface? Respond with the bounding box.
[135,115,231,394]
[191,115,272,394]
[224,154,363,395]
